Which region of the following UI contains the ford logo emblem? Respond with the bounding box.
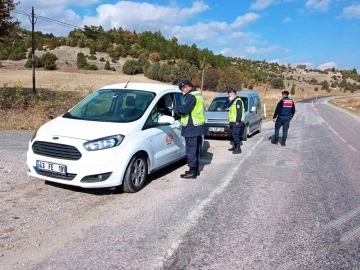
[53,137,59,140]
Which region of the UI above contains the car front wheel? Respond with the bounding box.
[122,153,148,193]
[242,124,249,141]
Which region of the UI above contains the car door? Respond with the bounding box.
[248,96,257,132]
[143,93,184,169]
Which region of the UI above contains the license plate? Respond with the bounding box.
[209,127,225,132]
[36,160,67,175]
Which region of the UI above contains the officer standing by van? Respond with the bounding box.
[227,89,244,154]
[271,90,295,146]
[172,80,205,179]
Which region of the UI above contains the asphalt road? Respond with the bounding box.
[1,97,359,269]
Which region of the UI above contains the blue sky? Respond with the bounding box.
[14,0,360,70]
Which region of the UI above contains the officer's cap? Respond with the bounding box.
[178,80,193,90]
[282,90,289,95]
[227,89,237,94]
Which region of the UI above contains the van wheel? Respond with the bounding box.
[242,124,249,141]
[258,120,262,134]
[122,153,148,193]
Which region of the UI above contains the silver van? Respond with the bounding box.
[204,91,262,141]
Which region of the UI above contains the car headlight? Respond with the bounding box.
[30,128,39,143]
[83,135,125,151]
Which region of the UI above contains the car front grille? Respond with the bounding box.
[32,141,82,161]
[33,167,76,180]
[206,119,229,124]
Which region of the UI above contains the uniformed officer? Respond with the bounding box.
[226,89,245,154]
[172,80,205,179]
[271,90,296,146]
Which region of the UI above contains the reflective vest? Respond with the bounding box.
[181,91,205,126]
[228,97,245,122]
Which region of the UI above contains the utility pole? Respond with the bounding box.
[200,56,205,94]
[31,6,36,94]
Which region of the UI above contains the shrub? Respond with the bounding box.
[41,52,58,70]
[138,54,148,66]
[149,52,160,63]
[218,66,243,92]
[290,85,295,95]
[314,87,318,91]
[84,64,98,70]
[78,39,85,48]
[99,57,106,62]
[270,78,284,89]
[77,52,87,69]
[248,84,254,90]
[24,55,42,68]
[111,58,117,63]
[203,68,220,91]
[123,59,141,74]
[104,60,111,70]
[88,55,97,60]
[111,67,116,71]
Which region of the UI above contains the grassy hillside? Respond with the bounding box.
[1,26,359,93]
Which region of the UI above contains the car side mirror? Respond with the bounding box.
[158,115,175,125]
[205,106,208,111]
[250,106,256,112]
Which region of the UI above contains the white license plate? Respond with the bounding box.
[36,160,67,175]
[209,127,225,132]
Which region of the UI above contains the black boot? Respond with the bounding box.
[228,146,235,151]
[271,137,279,145]
[181,167,197,179]
[184,166,200,176]
[232,144,241,154]
[281,139,286,146]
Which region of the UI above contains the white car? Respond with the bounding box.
[27,83,203,192]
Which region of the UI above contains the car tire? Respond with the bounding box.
[122,153,148,193]
[242,124,249,141]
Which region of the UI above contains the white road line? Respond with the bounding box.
[155,136,265,269]
[348,145,358,152]
[314,107,347,143]
[341,226,360,243]
[324,206,360,230]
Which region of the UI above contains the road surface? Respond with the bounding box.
[0,97,359,269]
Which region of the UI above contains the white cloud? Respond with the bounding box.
[245,45,282,54]
[283,17,292,22]
[317,61,337,70]
[306,0,331,12]
[83,1,210,31]
[337,4,360,19]
[231,13,261,28]
[250,0,276,10]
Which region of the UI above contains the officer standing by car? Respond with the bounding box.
[172,80,205,179]
[226,89,244,154]
[271,90,296,146]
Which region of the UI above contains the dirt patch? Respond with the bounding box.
[329,96,360,115]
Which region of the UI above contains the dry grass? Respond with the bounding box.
[329,96,360,115]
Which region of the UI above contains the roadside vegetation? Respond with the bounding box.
[0,23,359,130]
[329,97,360,116]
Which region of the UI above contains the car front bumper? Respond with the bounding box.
[26,134,129,188]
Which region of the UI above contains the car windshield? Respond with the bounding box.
[63,89,156,123]
[208,97,248,112]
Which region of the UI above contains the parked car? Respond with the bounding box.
[204,91,262,141]
[27,83,204,192]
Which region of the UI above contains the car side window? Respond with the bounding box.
[143,93,175,129]
[256,97,261,109]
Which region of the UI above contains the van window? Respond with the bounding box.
[256,96,261,109]
[208,97,248,112]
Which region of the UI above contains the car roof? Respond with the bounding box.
[214,90,259,98]
[99,83,181,94]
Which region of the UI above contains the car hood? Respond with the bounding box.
[205,111,229,124]
[37,116,138,140]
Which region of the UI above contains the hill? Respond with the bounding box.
[1,26,359,94]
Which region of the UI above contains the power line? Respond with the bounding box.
[12,9,84,30]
